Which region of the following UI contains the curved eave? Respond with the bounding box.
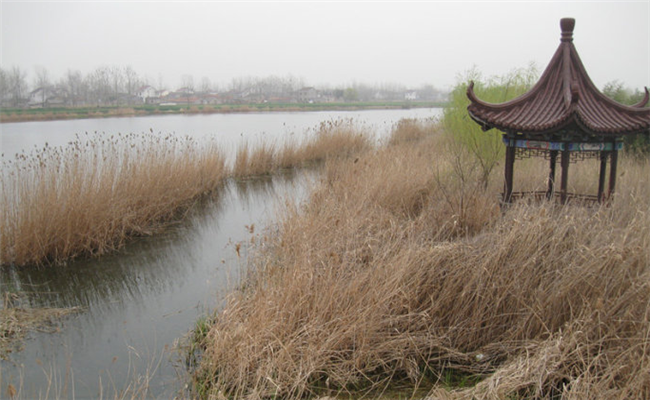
[631,87,650,108]
[469,105,650,138]
[466,40,650,136]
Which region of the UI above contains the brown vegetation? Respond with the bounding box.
[0,120,372,267]
[232,119,373,178]
[1,292,81,360]
[190,125,650,399]
[1,132,228,266]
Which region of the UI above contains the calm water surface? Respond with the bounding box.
[1,108,442,157]
[0,109,441,398]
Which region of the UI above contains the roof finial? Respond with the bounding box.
[561,18,575,42]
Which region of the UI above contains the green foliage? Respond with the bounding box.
[344,87,359,102]
[442,64,538,188]
[440,369,482,390]
[602,80,650,156]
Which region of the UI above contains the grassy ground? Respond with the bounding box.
[188,121,650,399]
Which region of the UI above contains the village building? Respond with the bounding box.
[28,87,67,108]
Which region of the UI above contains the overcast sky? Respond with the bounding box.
[1,1,648,91]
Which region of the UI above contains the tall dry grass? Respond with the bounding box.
[1,120,374,267]
[191,127,650,399]
[232,119,372,178]
[1,132,228,266]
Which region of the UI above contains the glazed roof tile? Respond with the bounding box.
[467,18,650,137]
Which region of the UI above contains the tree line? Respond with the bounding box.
[0,65,147,108]
[0,65,447,108]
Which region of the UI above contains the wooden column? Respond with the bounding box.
[608,147,618,197]
[547,150,558,200]
[597,151,608,202]
[503,143,516,203]
[560,148,570,204]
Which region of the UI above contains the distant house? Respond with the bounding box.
[296,87,318,103]
[137,85,159,104]
[317,90,337,103]
[200,93,224,105]
[404,91,418,101]
[28,87,67,107]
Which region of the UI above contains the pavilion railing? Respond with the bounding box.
[504,191,603,206]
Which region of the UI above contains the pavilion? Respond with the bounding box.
[466,18,650,204]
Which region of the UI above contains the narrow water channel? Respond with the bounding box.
[1,109,442,398]
[1,171,315,398]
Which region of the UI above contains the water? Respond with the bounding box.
[0,109,442,398]
[1,108,442,158]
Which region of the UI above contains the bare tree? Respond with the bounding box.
[109,66,124,105]
[181,74,195,91]
[123,66,140,103]
[64,69,84,106]
[200,76,212,94]
[34,66,51,107]
[0,67,8,106]
[7,66,28,107]
[181,74,195,105]
[88,66,111,105]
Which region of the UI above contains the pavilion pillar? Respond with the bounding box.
[503,142,516,203]
[546,150,558,200]
[597,151,608,202]
[560,147,570,204]
[608,147,618,197]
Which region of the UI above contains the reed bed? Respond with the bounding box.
[232,119,373,178]
[191,129,650,399]
[1,132,228,267]
[1,119,374,267]
[387,117,440,146]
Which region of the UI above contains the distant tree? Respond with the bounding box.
[200,76,212,94]
[181,75,195,105]
[123,66,140,102]
[343,87,358,102]
[33,66,52,107]
[157,74,165,92]
[603,80,649,155]
[181,74,194,91]
[7,66,28,107]
[109,66,124,105]
[0,67,8,106]
[87,66,111,105]
[355,83,374,102]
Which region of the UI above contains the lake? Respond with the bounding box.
[1,108,442,158]
[0,108,442,398]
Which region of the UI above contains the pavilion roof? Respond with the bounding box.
[466,18,650,138]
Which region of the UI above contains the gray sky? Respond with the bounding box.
[1,1,649,91]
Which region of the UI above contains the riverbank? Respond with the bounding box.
[189,124,650,399]
[0,101,445,123]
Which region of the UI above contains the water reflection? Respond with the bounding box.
[0,170,314,398]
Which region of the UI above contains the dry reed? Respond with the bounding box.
[232,119,373,178]
[1,119,373,267]
[191,128,650,399]
[1,293,82,360]
[1,132,228,266]
[387,118,440,146]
